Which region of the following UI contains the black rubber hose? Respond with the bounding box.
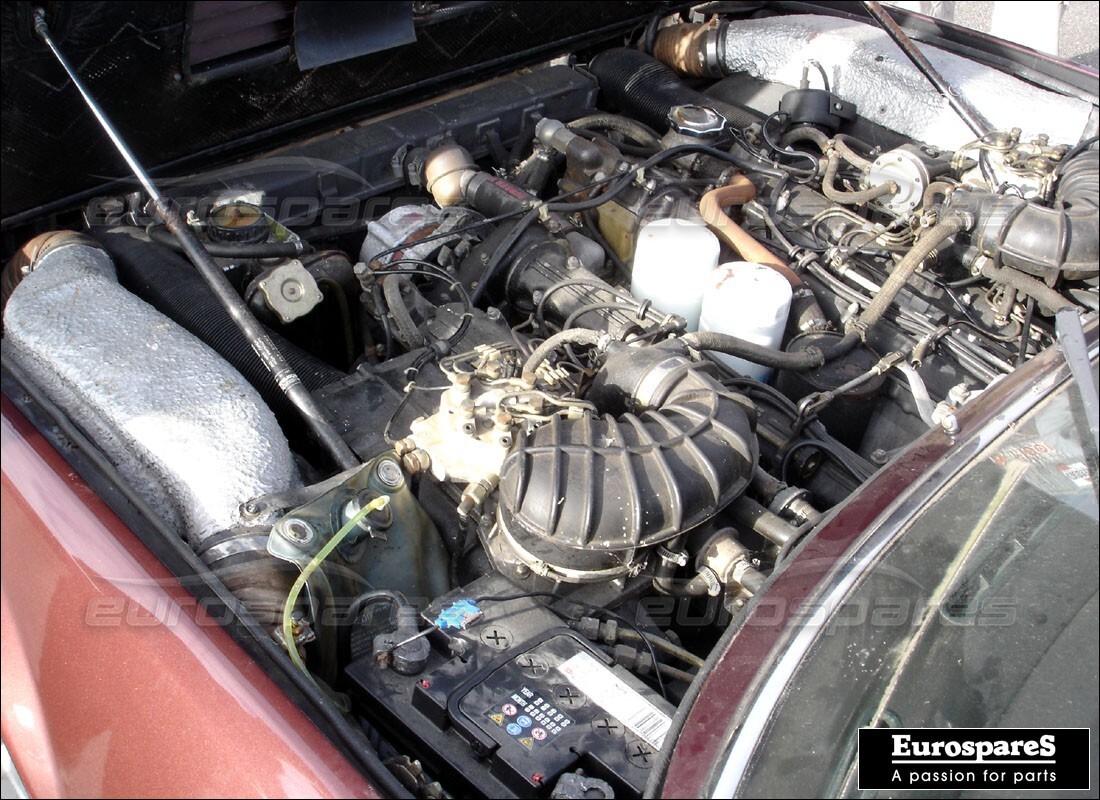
[93,228,346,425]
[681,329,861,371]
[980,262,1079,314]
[382,274,426,350]
[587,48,762,132]
[958,150,1099,281]
[147,223,306,259]
[567,113,663,149]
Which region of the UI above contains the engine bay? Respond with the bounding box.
[2,5,1098,798]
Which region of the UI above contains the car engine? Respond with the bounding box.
[2,6,1097,798]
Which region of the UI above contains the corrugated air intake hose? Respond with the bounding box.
[587,48,761,133]
[93,228,346,429]
[497,341,758,582]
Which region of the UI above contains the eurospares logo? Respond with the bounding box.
[858,728,1091,791]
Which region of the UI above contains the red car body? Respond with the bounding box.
[2,395,377,798]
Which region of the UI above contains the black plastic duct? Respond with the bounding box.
[587,48,761,133]
[497,342,757,580]
[960,150,1099,281]
[93,228,346,426]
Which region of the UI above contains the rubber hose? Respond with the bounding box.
[93,228,346,426]
[681,329,860,371]
[567,114,663,148]
[587,48,761,132]
[827,137,871,171]
[382,274,426,350]
[625,630,705,669]
[780,126,831,151]
[780,129,873,172]
[196,529,298,631]
[822,150,897,205]
[522,328,605,377]
[147,223,305,259]
[960,150,1099,280]
[980,262,1079,314]
[854,215,968,330]
[652,23,722,77]
[656,662,697,684]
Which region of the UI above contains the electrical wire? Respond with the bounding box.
[760,111,821,174]
[367,260,475,376]
[1016,297,1037,366]
[469,207,540,305]
[728,125,818,183]
[316,277,357,367]
[370,283,394,360]
[534,277,656,333]
[473,591,670,699]
[340,590,406,662]
[583,209,629,282]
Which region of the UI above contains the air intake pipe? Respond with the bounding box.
[496,341,757,581]
[587,48,761,133]
[2,235,300,545]
[952,150,1099,281]
[93,228,346,432]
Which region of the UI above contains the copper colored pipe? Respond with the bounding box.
[653,23,722,78]
[699,180,804,287]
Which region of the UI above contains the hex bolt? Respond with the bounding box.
[375,458,404,488]
[401,449,431,475]
[280,517,314,544]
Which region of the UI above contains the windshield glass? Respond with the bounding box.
[729,362,1099,797]
[886,1,1098,71]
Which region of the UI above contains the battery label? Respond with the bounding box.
[488,685,574,748]
[558,651,671,749]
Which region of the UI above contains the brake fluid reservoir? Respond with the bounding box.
[699,262,792,381]
[630,218,720,331]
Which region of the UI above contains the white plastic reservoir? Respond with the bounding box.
[698,261,793,381]
[630,218,720,331]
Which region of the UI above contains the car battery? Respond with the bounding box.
[345,574,675,798]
